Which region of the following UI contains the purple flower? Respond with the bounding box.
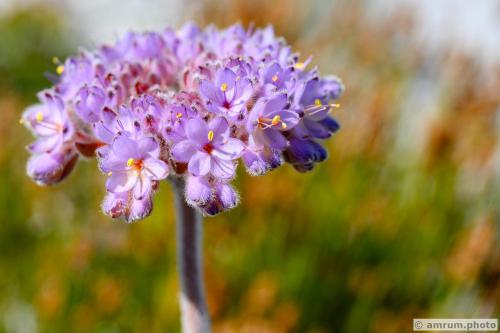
[99,135,169,200]
[241,141,283,176]
[262,62,296,94]
[199,67,253,115]
[93,106,141,144]
[284,137,328,172]
[290,75,343,139]
[185,175,239,216]
[102,191,153,223]
[172,117,244,179]
[22,92,73,154]
[74,85,106,123]
[247,93,299,150]
[23,23,344,221]
[58,53,102,99]
[26,147,78,185]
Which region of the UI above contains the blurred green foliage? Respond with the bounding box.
[0,2,498,333]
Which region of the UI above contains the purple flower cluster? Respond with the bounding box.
[22,23,343,222]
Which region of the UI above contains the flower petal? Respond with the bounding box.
[138,137,159,155]
[143,158,169,180]
[263,129,288,150]
[199,80,224,105]
[188,151,211,176]
[112,135,140,159]
[28,135,61,154]
[215,68,237,93]
[208,117,229,144]
[125,195,153,223]
[133,175,152,200]
[185,118,209,144]
[185,175,212,205]
[171,140,197,162]
[211,157,236,179]
[263,93,287,116]
[212,138,245,160]
[106,170,138,193]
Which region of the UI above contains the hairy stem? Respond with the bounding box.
[172,178,211,333]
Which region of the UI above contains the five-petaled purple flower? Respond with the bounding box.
[199,68,253,116]
[22,23,344,222]
[99,135,169,199]
[172,117,244,179]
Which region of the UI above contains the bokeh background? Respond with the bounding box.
[0,0,499,332]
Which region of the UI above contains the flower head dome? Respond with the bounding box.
[22,23,344,221]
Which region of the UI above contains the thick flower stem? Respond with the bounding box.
[172,178,211,333]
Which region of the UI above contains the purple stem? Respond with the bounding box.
[172,178,211,333]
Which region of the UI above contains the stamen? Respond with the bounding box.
[176,112,183,119]
[207,130,214,142]
[295,62,305,70]
[36,112,44,122]
[56,65,65,75]
[314,99,322,106]
[271,115,281,126]
[304,103,341,117]
[271,75,279,82]
[107,172,113,176]
[257,115,287,130]
[220,83,228,92]
[127,158,134,167]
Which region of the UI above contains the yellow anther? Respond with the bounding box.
[36,112,44,122]
[295,62,305,69]
[207,130,214,142]
[127,158,135,167]
[271,75,279,82]
[271,115,281,126]
[220,83,228,92]
[314,99,322,106]
[331,103,341,108]
[281,122,287,129]
[56,65,65,75]
[107,172,113,176]
[176,112,183,119]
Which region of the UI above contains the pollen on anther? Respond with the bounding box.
[107,172,113,176]
[56,65,65,75]
[176,112,183,119]
[36,112,44,122]
[281,122,287,129]
[295,62,305,70]
[127,158,134,167]
[271,75,279,82]
[271,115,281,126]
[314,99,322,106]
[207,130,214,141]
[220,83,228,92]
